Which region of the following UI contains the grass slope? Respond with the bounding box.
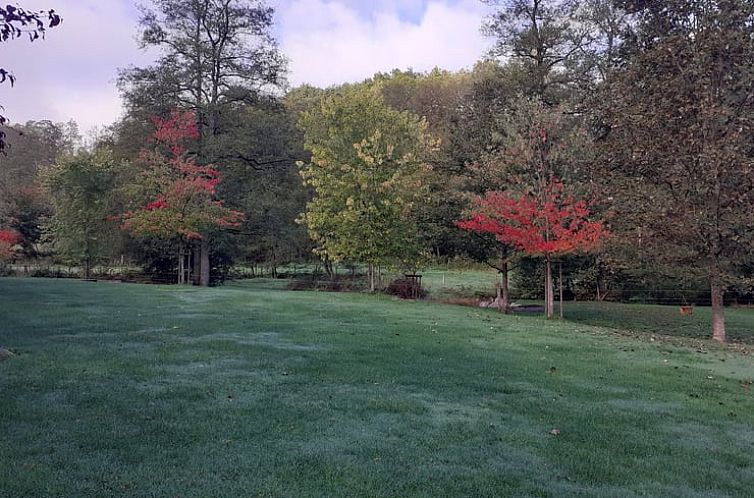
[1,278,754,498]
[563,301,754,344]
[420,268,754,343]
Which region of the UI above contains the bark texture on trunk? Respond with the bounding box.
[200,237,210,287]
[501,264,510,308]
[711,279,726,343]
[545,256,554,319]
[192,244,201,285]
[494,262,510,313]
[178,246,185,285]
[559,261,564,319]
[367,263,375,293]
[84,236,91,279]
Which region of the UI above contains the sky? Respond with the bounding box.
[0,0,493,135]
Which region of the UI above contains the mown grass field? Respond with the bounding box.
[2,278,754,497]
[420,268,754,343]
[420,268,501,299]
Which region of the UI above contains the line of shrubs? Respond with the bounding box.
[287,275,427,300]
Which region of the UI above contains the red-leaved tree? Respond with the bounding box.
[0,228,21,263]
[116,110,243,285]
[458,178,606,318]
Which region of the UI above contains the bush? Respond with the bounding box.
[287,275,367,293]
[30,266,77,279]
[385,277,427,300]
[510,257,544,299]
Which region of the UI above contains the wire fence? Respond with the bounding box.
[2,263,750,306]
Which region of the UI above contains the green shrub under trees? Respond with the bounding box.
[43,150,125,278]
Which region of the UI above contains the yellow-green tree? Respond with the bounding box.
[43,150,123,278]
[298,84,433,292]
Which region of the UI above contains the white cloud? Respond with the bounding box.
[278,0,493,88]
[0,0,494,132]
[0,0,151,134]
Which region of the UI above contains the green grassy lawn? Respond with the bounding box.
[2,278,754,497]
[563,301,754,344]
[418,268,754,343]
[420,268,500,299]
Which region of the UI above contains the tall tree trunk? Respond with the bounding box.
[187,249,192,284]
[559,261,564,319]
[496,261,510,313]
[192,243,201,285]
[84,236,91,279]
[710,276,726,343]
[368,263,375,293]
[178,246,185,284]
[199,237,210,287]
[595,256,604,301]
[544,255,554,319]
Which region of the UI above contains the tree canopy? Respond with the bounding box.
[298,84,433,291]
[595,0,754,342]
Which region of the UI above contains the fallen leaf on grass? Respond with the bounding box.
[549,429,561,436]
